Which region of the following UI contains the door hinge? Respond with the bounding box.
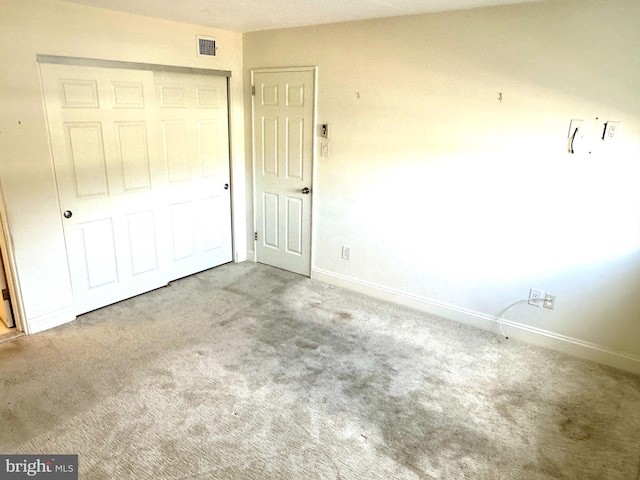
[251,85,255,96]
[254,232,258,241]
[2,289,9,301]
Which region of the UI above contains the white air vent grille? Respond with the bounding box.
[198,37,216,57]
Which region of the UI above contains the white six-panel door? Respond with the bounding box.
[253,69,315,276]
[41,64,166,315]
[154,72,232,281]
[41,63,232,315]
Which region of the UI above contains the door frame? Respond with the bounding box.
[250,66,318,275]
[0,181,25,333]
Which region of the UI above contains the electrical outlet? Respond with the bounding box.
[341,246,350,260]
[602,121,621,141]
[544,294,555,310]
[529,288,544,307]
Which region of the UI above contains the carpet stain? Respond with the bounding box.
[256,314,300,348]
[495,403,515,423]
[560,418,592,441]
[374,394,500,478]
[182,391,208,408]
[159,381,175,391]
[218,313,240,327]
[523,452,565,478]
[149,368,175,379]
[160,439,180,458]
[188,423,208,437]
[557,403,601,443]
[1,409,19,424]
[295,340,319,350]
[2,377,21,388]
[253,307,500,478]
[492,389,527,424]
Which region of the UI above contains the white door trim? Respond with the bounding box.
[0,180,25,333]
[250,66,318,274]
[251,66,317,74]
[37,54,231,78]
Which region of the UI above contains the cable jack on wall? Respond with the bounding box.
[496,290,556,339]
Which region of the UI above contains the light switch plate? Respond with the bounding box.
[320,143,329,157]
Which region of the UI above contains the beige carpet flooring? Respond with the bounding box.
[1,262,639,479]
[0,322,21,345]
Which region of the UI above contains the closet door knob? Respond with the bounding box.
[63,210,73,219]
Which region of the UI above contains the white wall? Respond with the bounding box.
[243,0,640,372]
[0,0,245,333]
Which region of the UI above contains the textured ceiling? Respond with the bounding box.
[63,0,548,32]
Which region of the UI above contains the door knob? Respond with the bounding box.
[301,187,310,195]
[63,210,73,219]
[224,183,229,190]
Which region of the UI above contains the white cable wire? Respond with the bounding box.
[495,298,543,340]
[569,127,579,153]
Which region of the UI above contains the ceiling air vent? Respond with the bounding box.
[197,36,217,57]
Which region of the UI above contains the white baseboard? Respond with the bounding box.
[26,307,76,334]
[235,249,248,263]
[245,249,256,262]
[311,267,640,375]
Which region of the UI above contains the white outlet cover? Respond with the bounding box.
[529,288,544,306]
[602,121,621,141]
